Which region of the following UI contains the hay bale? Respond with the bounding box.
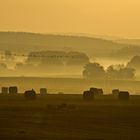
[83,90,94,101]
[97,88,104,95]
[9,86,18,94]
[40,88,47,95]
[1,87,8,94]
[24,89,36,100]
[112,89,119,96]
[90,87,103,96]
[118,91,130,100]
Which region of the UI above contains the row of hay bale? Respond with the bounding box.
[83,87,130,101]
[1,87,48,100]
[1,87,47,95]
[83,87,103,101]
[112,89,129,100]
[2,86,18,94]
[24,88,47,99]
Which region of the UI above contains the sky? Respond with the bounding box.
[1,0,140,38]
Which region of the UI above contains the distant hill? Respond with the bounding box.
[110,46,140,59]
[0,32,132,57]
[110,39,140,59]
[116,39,140,46]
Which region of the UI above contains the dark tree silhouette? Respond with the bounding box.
[83,63,105,79]
[27,51,65,66]
[107,64,135,80]
[127,55,140,70]
[66,52,89,65]
[26,51,89,67]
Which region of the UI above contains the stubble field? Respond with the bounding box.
[0,94,140,140]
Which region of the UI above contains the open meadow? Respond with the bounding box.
[0,77,140,94]
[0,94,140,140]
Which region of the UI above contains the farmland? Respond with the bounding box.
[0,94,140,140]
[0,77,140,94]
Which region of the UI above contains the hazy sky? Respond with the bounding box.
[1,0,140,38]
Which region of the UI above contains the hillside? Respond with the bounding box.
[110,38,140,59]
[110,46,140,59]
[116,39,140,46]
[0,32,130,57]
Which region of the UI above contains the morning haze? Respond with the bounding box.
[1,1,140,140]
[1,0,140,38]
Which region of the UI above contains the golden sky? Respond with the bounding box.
[1,0,140,38]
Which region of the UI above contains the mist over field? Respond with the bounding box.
[0,32,139,76]
[0,32,139,94]
[1,0,140,139]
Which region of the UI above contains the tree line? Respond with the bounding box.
[83,63,135,80]
[0,50,140,79]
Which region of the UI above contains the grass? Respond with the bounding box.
[0,94,140,139]
[1,77,140,94]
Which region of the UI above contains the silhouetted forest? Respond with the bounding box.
[26,51,89,66]
[110,46,140,59]
[83,63,135,80]
[0,49,138,79]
